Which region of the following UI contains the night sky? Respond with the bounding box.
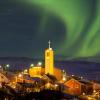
[0,0,100,59]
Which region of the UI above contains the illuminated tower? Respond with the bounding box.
[45,41,54,75]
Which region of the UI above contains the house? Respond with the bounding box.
[0,72,9,83]
[64,78,93,95]
[92,81,100,91]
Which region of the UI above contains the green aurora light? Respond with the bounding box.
[19,0,100,58]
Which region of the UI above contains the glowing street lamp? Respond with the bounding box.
[93,90,96,93]
[80,76,83,79]
[16,73,23,83]
[62,77,66,81]
[54,84,59,90]
[6,64,10,68]
[72,75,74,77]
[38,62,42,66]
[4,64,10,71]
[18,74,22,78]
[30,64,34,67]
[24,69,28,72]
[0,65,2,68]
[18,73,24,83]
[23,69,28,74]
[55,84,58,87]
[82,92,85,95]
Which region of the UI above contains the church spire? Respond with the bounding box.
[45,40,54,75]
[48,40,51,49]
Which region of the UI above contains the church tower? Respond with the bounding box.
[45,41,54,75]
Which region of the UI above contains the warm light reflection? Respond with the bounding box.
[18,74,22,78]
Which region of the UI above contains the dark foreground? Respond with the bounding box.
[0,89,80,100]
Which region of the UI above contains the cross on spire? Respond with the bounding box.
[48,40,51,49]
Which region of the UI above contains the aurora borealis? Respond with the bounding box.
[0,0,100,60]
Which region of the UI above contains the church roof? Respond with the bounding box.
[43,74,57,82]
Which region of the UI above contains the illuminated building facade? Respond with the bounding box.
[29,66,44,78]
[64,78,93,95]
[54,67,62,80]
[45,41,54,75]
[29,41,62,80]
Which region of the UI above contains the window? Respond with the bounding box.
[47,52,50,57]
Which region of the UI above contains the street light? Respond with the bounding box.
[23,69,28,74]
[4,64,10,71]
[18,74,22,78]
[80,76,83,79]
[72,75,74,77]
[0,65,2,68]
[18,73,23,83]
[6,64,10,68]
[55,84,58,87]
[30,64,34,67]
[62,76,66,81]
[38,62,42,66]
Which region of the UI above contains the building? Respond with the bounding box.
[64,78,93,95]
[54,67,62,80]
[92,81,100,91]
[29,66,45,78]
[29,41,62,81]
[45,41,54,75]
[0,72,9,83]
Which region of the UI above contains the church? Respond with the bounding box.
[29,41,62,81]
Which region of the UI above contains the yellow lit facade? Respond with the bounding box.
[45,41,54,75]
[29,66,44,78]
[28,41,62,80]
[54,67,62,80]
